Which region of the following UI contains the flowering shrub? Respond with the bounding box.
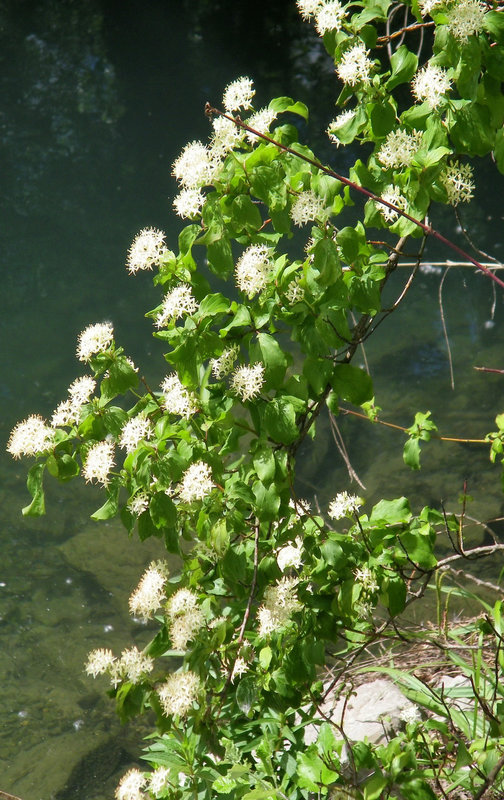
[8,1,504,798]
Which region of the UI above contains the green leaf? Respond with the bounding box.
[261,397,299,444]
[403,437,421,469]
[370,497,412,525]
[369,99,397,137]
[91,482,120,520]
[303,357,333,395]
[484,10,504,44]
[386,45,418,90]
[236,676,257,714]
[253,332,289,387]
[253,480,281,520]
[336,226,361,263]
[363,772,387,800]
[259,645,273,670]
[330,364,373,405]
[100,357,139,402]
[207,238,234,277]
[213,776,238,794]
[269,96,309,121]
[22,462,46,516]
[448,102,494,156]
[253,445,276,482]
[149,492,177,529]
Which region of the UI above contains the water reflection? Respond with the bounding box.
[2,1,504,797]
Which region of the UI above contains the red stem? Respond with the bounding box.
[205,105,504,291]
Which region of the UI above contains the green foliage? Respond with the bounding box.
[9,2,504,799]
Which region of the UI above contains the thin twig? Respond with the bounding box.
[204,104,504,291]
[438,266,455,390]
[329,411,366,490]
[339,405,487,444]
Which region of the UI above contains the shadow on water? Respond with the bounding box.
[2,1,504,797]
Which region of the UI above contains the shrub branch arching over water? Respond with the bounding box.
[8,1,504,798]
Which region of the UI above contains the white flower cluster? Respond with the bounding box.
[290,190,327,227]
[178,460,214,503]
[314,1,346,34]
[7,414,55,459]
[85,645,154,687]
[377,129,423,170]
[440,162,475,205]
[160,374,198,418]
[257,576,302,637]
[76,321,114,362]
[129,561,169,621]
[446,0,485,42]
[210,344,239,379]
[166,588,205,650]
[411,64,451,109]
[210,116,245,158]
[277,537,303,572]
[223,76,255,112]
[245,107,278,143]
[328,491,363,520]
[126,227,166,274]
[354,566,379,593]
[155,283,198,327]
[128,492,150,517]
[157,670,200,717]
[119,414,153,453]
[83,440,115,486]
[336,44,373,86]
[284,277,305,305]
[172,140,215,189]
[379,185,407,223]
[326,109,356,145]
[173,187,205,219]
[419,0,442,15]
[235,244,274,297]
[231,363,265,401]
[115,768,146,800]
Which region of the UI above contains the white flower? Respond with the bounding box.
[399,704,422,724]
[377,129,423,170]
[230,656,249,682]
[127,227,166,274]
[245,107,278,143]
[149,767,170,795]
[336,44,373,86]
[314,1,346,35]
[327,109,356,145]
[328,491,363,520]
[128,493,150,517]
[419,0,442,15]
[160,374,198,418]
[223,76,255,112]
[378,185,408,223]
[440,162,475,205]
[257,577,301,637]
[277,537,303,572]
[290,190,327,227]
[111,646,154,686]
[115,768,147,800]
[210,344,239,379]
[119,415,154,453]
[178,460,214,503]
[235,244,273,297]
[284,278,305,304]
[167,588,199,617]
[158,671,200,717]
[210,115,245,157]
[51,399,80,428]
[68,375,96,404]
[129,561,169,621]
[446,0,485,42]
[411,64,451,109]
[85,648,116,678]
[231,363,265,401]
[172,140,214,189]
[155,284,198,327]
[173,187,205,219]
[76,322,114,362]
[7,414,55,459]
[296,0,323,19]
[83,440,115,486]
[354,566,379,593]
[169,607,205,650]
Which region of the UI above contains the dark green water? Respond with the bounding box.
[1,2,504,797]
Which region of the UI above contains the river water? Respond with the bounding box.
[1,2,504,797]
